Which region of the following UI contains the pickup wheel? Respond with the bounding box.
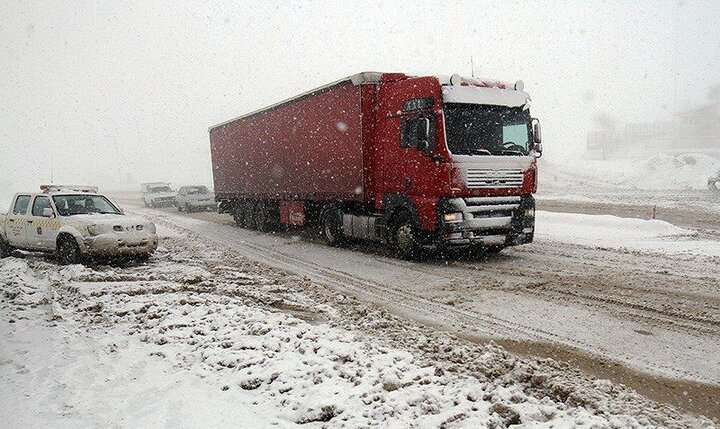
[321,205,344,246]
[185,203,193,213]
[391,212,422,260]
[57,236,82,265]
[0,239,13,258]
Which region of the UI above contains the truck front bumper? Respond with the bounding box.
[83,232,159,256]
[436,195,535,248]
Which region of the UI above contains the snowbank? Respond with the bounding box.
[542,153,720,191]
[536,211,720,257]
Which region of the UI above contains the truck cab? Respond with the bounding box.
[373,74,540,254]
[1,185,158,263]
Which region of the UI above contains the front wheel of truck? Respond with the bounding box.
[57,236,82,265]
[391,212,422,260]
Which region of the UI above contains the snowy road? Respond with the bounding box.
[127,203,720,416]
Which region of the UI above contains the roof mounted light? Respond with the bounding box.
[450,74,463,86]
[514,80,524,91]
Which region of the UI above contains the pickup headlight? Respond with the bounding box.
[87,224,103,236]
[443,212,463,223]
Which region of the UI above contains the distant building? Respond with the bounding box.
[588,85,720,159]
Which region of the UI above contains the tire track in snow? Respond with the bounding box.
[133,207,717,385]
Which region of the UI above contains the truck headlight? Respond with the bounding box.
[443,212,463,223]
[525,208,535,218]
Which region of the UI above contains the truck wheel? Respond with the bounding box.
[57,236,82,265]
[0,239,13,258]
[185,203,192,213]
[255,202,271,232]
[232,205,245,227]
[321,206,344,246]
[244,202,257,230]
[391,212,421,260]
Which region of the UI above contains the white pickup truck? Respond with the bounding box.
[0,185,158,264]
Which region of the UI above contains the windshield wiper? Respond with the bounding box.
[468,148,492,155]
[498,149,525,156]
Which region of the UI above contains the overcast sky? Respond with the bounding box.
[1,0,719,192]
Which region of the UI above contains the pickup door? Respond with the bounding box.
[5,195,31,247]
[24,195,59,251]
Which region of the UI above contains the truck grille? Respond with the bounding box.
[466,168,524,189]
[464,196,520,227]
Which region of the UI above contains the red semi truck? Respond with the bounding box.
[209,72,542,258]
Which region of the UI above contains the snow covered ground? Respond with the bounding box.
[2,222,715,427]
[536,211,720,257]
[541,153,720,191]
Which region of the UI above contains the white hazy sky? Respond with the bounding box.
[1,0,719,192]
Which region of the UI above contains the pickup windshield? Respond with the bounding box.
[444,104,531,156]
[184,186,209,195]
[149,186,172,193]
[53,195,122,216]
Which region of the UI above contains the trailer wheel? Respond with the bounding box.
[391,212,421,260]
[232,204,245,227]
[244,202,257,230]
[255,202,271,232]
[321,206,344,246]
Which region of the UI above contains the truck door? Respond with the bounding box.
[25,195,59,250]
[377,79,444,200]
[5,195,31,247]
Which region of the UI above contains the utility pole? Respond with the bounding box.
[470,56,475,77]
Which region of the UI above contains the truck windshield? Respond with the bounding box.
[444,104,531,156]
[150,186,172,193]
[53,195,122,216]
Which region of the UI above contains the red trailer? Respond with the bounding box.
[209,72,542,258]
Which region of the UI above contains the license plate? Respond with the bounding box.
[482,235,506,245]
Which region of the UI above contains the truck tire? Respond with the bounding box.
[232,203,245,227]
[185,203,192,213]
[321,205,344,246]
[244,202,257,230]
[391,212,421,260]
[57,236,82,265]
[0,239,13,258]
[255,202,271,232]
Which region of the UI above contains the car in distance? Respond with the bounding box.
[141,182,176,207]
[0,185,158,264]
[174,186,216,212]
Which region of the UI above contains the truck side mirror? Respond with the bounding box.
[417,117,431,152]
[42,207,55,218]
[532,119,542,144]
